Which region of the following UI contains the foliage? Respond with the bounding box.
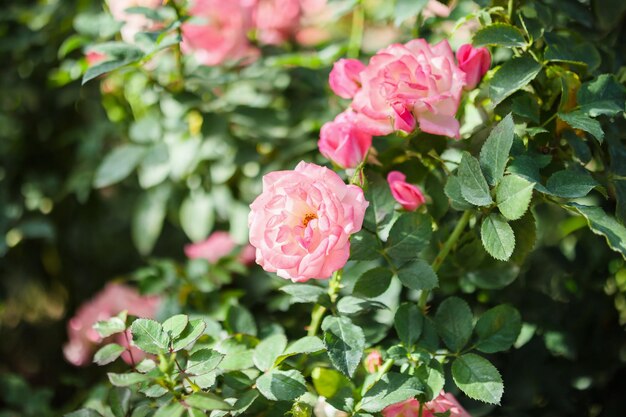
[3,0,626,416]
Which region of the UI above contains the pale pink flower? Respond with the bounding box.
[329,58,366,99]
[351,39,466,138]
[106,0,162,43]
[382,392,471,417]
[387,171,426,211]
[248,161,368,281]
[456,44,491,90]
[365,350,383,373]
[63,283,160,366]
[423,0,456,19]
[185,231,256,265]
[252,0,302,45]
[181,0,259,66]
[318,110,372,169]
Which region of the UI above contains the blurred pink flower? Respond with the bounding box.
[252,0,302,45]
[423,0,456,19]
[456,44,491,90]
[106,0,162,43]
[248,161,368,281]
[318,110,372,169]
[185,231,256,264]
[387,171,426,211]
[382,392,471,417]
[63,283,160,367]
[329,58,366,99]
[85,50,107,67]
[350,39,466,138]
[181,0,259,66]
[365,350,383,373]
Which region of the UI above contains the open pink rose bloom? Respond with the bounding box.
[382,392,472,417]
[63,283,160,366]
[248,161,368,281]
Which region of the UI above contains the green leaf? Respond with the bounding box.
[385,212,433,263]
[180,192,214,243]
[415,360,445,401]
[322,316,366,377]
[153,401,185,417]
[130,319,169,354]
[93,312,127,338]
[256,369,308,401]
[565,203,626,257]
[353,267,393,298]
[510,211,537,264]
[434,297,473,352]
[489,55,542,105]
[109,387,131,417]
[132,184,171,255]
[82,42,144,84]
[337,296,386,315]
[172,319,207,351]
[83,58,137,85]
[578,74,626,117]
[225,305,257,336]
[397,259,438,291]
[546,168,598,198]
[393,0,428,25]
[275,336,326,365]
[444,176,473,210]
[544,33,600,71]
[186,349,224,375]
[481,214,515,261]
[280,284,326,303]
[452,354,503,404]
[557,111,604,142]
[394,303,424,346]
[253,333,287,371]
[564,130,592,164]
[363,175,396,234]
[473,23,527,47]
[458,152,493,207]
[479,114,515,186]
[185,392,232,411]
[350,230,383,261]
[359,373,424,413]
[162,314,189,339]
[65,410,103,417]
[475,305,522,353]
[93,343,126,366]
[496,175,534,220]
[107,372,150,387]
[465,263,520,290]
[93,145,146,188]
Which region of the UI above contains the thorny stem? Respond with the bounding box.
[307,270,343,337]
[418,209,472,312]
[169,0,186,90]
[123,330,136,369]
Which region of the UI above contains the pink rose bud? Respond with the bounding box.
[248,161,368,282]
[456,44,491,90]
[63,283,160,367]
[387,171,426,211]
[185,231,256,265]
[329,58,366,99]
[382,392,472,417]
[85,51,107,67]
[365,350,383,373]
[351,39,466,138]
[318,110,372,169]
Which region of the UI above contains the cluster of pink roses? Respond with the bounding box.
[63,283,160,366]
[318,40,491,170]
[181,0,326,66]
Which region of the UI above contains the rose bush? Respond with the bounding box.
[5,0,626,416]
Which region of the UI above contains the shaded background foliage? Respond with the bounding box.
[2,0,626,416]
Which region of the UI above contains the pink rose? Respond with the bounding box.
[185,231,256,265]
[85,50,107,67]
[63,283,160,366]
[318,110,372,169]
[387,171,426,211]
[456,44,491,90]
[351,39,466,138]
[181,0,259,66]
[106,0,162,43]
[248,161,368,281]
[329,58,366,99]
[423,0,455,18]
[252,0,302,45]
[365,350,383,373]
[382,392,471,417]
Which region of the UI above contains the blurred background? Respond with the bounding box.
[2,0,626,416]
